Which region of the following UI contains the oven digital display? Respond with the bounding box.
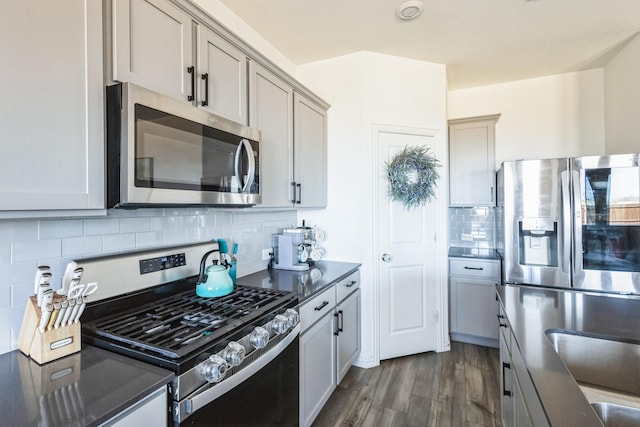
[139,252,186,274]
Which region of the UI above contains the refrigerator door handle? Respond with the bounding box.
[560,170,571,276]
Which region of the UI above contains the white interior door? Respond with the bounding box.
[377,127,440,360]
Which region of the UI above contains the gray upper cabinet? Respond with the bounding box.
[249,67,327,208]
[111,0,328,208]
[112,0,248,124]
[294,93,328,208]
[249,63,294,208]
[198,27,248,124]
[113,0,194,103]
[0,0,104,215]
[448,114,500,207]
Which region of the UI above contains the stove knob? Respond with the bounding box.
[271,314,290,335]
[222,341,246,367]
[198,354,228,383]
[249,326,270,349]
[284,308,299,327]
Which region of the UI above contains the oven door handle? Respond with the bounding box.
[175,324,300,423]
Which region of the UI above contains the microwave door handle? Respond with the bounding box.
[234,139,255,193]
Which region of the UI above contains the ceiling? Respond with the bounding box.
[217,0,640,90]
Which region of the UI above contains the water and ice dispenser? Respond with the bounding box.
[518,217,558,267]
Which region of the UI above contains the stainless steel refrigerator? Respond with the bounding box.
[497,153,640,295]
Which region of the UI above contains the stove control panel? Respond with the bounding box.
[139,252,186,274]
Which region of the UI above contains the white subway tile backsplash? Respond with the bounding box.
[0,286,11,310]
[120,217,151,233]
[135,231,164,247]
[62,236,103,257]
[84,218,120,235]
[0,208,295,355]
[0,220,38,241]
[38,219,83,239]
[103,233,136,253]
[0,243,10,265]
[13,239,62,262]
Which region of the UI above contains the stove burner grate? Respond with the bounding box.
[83,285,291,359]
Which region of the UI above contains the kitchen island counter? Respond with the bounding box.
[237,260,361,304]
[0,345,173,426]
[497,284,640,426]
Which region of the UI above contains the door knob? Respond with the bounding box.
[381,253,393,262]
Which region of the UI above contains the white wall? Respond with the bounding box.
[448,69,606,166]
[296,52,448,367]
[605,33,640,154]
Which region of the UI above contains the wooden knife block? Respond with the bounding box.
[18,296,81,364]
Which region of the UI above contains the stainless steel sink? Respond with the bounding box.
[591,402,640,427]
[545,330,640,396]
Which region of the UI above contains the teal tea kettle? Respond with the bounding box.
[196,249,234,298]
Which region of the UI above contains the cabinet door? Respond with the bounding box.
[198,27,248,124]
[449,116,498,206]
[300,312,336,427]
[249,62,294,207]
[113,0,194,102]
[500,329,515,427]
[336,289,361,384]
[0,0,104,213]
[450,277,499,340]
[293,93,327,208]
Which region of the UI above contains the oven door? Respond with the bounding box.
[174,326,299,426]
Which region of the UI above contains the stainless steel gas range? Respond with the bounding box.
[77,242,300,426]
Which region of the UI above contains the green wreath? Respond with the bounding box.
[386,145,441,210]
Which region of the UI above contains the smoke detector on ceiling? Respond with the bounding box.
[395,0,424,20]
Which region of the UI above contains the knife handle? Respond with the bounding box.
[54,301,69,329]
[60,299,76,327]
[47,302,61,331]
[39,303,53,333]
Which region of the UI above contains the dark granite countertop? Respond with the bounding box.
[0,345,174,427]
[497,284,640,427]
[448,246,501,260]
[237,260,361,304]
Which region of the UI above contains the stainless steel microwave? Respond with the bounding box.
[106,83,261,208]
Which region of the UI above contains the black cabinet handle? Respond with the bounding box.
[187,66,195,101]
[334,312,339,336]
[296,183,302,204]
[464,266,484,271]
[502,362,512,397]
[314,300,329,311]
[346,280,357,288]
[497,314,508,328]
[290,182,297,204]
[201,73,209,106]
[338,310,344,333]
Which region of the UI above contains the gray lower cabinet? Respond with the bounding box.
[450,258,500,346]
[300,270,361,427]
[102,386,167,427]
[0,0,104,215]
[111,0,248,124]
[498,300,549,427]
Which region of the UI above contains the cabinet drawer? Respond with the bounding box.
[450,258,500,280]
[299,287,336,333]
[335,270,360,304]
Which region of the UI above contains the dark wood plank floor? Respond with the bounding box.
[312,341,502,427]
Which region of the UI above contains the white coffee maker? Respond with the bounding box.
[272,231,309,271]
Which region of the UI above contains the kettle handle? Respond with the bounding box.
[198,249,221,284]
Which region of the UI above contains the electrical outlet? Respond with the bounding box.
[262,248,273,261]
